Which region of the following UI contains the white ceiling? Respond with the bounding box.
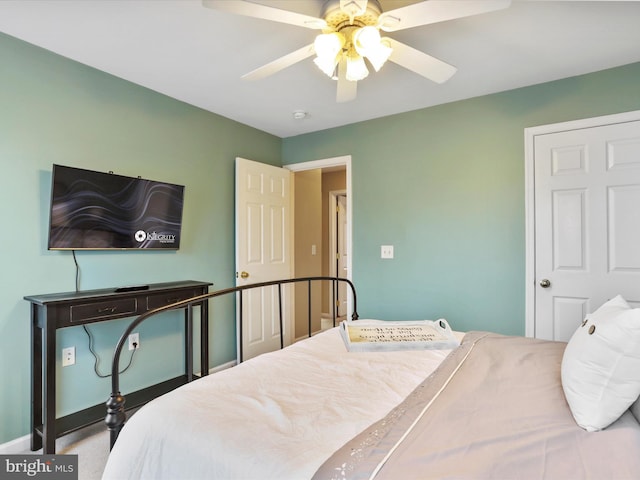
[0,0,639,138]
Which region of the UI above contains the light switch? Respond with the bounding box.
[311,244,317,255]
[381,245,394,259]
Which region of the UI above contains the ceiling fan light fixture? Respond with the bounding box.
[365,37,392,72]
[353,27,392,72]
[314,32,344,59]
[345,54,368,82]
[353,26,379,54]
[313,32,345,77]
[313,55,339,78]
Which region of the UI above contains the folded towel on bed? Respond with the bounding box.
[340,319,460,352]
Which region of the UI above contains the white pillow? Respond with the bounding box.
[561,295,640,431]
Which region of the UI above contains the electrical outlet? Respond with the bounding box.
[128,333,140,351]
[381,245,394,259]
[62,346,75,367]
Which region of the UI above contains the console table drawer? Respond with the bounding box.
[70,298,138,323]
[146,290,199,310]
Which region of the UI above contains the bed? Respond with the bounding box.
[101,280,640,479]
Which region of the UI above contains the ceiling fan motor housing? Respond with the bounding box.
[321,0,382,31]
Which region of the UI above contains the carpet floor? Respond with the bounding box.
[21,413,138,480]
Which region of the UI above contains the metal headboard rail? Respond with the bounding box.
[106,276,358,450]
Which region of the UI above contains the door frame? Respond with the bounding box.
[524,110,640,337]
[329,189,347,316]
[285,155,354,317]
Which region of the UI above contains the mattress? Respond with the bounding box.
[102,324,459,479]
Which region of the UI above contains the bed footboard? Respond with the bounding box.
[106,276,358,450]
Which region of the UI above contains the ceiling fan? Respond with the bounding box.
[202,0,511,102]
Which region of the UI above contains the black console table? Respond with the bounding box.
[25,280,212,454]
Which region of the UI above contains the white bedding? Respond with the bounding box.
[102,324,459,480]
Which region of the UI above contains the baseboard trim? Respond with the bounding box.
[208,360,236,374]
[0,360,238,454]
[0,434,30,454]
[295,330,324,343]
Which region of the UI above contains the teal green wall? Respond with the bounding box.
[283,62,640,334]
[0,33,280,444]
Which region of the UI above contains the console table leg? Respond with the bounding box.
[30,305,43,451]
[185,307,193,381]
[42,316,57,454]
[201,300,209,377]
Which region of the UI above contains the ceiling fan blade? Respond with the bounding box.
[241,43,315,81]
[336,58,357,103]
[378,0,511,32]
[386,38,457,84]
[202,0,327,30]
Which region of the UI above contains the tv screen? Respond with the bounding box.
[48,164,184,250]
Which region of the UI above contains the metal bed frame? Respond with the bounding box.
[105,276,358,449]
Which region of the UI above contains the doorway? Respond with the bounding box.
[286,156,352,339]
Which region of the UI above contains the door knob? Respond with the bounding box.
[539,279,551,288]
[239,271,250,279]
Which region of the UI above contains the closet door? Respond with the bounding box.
[531,118,640,341]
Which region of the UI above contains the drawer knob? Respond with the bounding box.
[97,306,117,313]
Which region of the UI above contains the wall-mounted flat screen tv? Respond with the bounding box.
[48,164,185,250]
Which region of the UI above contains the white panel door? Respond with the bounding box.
[235,157,292,361]
[534,120,640,341]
